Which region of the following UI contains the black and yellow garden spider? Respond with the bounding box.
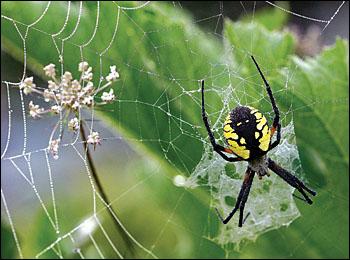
[201,55,316,227]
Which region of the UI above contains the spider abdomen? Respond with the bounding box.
[223,106,271,160]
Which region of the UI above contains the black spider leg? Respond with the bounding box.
[201,80,241,162]
[292,193,313,204]
[215,167,255,227]
[242,212,251,225]
[267,158,316,204]
[250,56,281,151]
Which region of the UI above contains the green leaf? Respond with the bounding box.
[224,18,295,71]
[241,1,290,31]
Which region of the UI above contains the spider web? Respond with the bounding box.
[1,1,347,258]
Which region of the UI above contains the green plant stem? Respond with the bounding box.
[79,121,135,257]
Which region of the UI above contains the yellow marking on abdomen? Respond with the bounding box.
[240,137,246,144]
[248,106,258,114]
[254,112,263,120]
[259,125,271,151]
[223,117,239,140]
[225,114,231,123]
[224,130,238,140]
[224,124,232,132]
[255,132,260,139]
[227,139,250,159]
[256,116,267,130]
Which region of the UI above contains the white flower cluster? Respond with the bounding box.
[43,64,56,78]
[87,131,101,150]
[20,77,36,95]
[106,65,119,82]
[49,138,60,160]
[101,89,115,103]
[28,101,44,118]
[68,117,80,132]
[22,62,120,158]
[24,62,119,118]
[42,63,95,111]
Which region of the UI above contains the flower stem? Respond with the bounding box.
[80,122,135,257]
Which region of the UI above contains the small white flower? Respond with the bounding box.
[72,100,81,110]
[83,81,94,93]
[106,65,119,82]
[82,67,93,81]
[101,89,115,103]
[43,89,54,102]
[51,105,62,114]
[49,138,60,160]
[65,94,75,105]
[62,71,73,82]
[77,90,85,100]
[68,117,80,132]
[79,61,89,72]
[87,131,101,149]
[28,101,44,118]
[24,77,35,85]
[20,77,36,95]
[48,80,59,91]
[71,80,81,92]
[43,63,56,78]
[55,93,62,101]
[83,96,93,106]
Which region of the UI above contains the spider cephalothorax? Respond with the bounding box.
[201,55,316,227]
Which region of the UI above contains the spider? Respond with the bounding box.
[201,55,316,227]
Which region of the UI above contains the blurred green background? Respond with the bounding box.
[1,1,349,259]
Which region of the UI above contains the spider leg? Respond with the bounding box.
[215,167,255,226]
[238,169,255,227]
[242,212,251,225]
[267,158,316,204]
[250,56,281,150]
[201,80,242,162]
[293,193,313,204]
